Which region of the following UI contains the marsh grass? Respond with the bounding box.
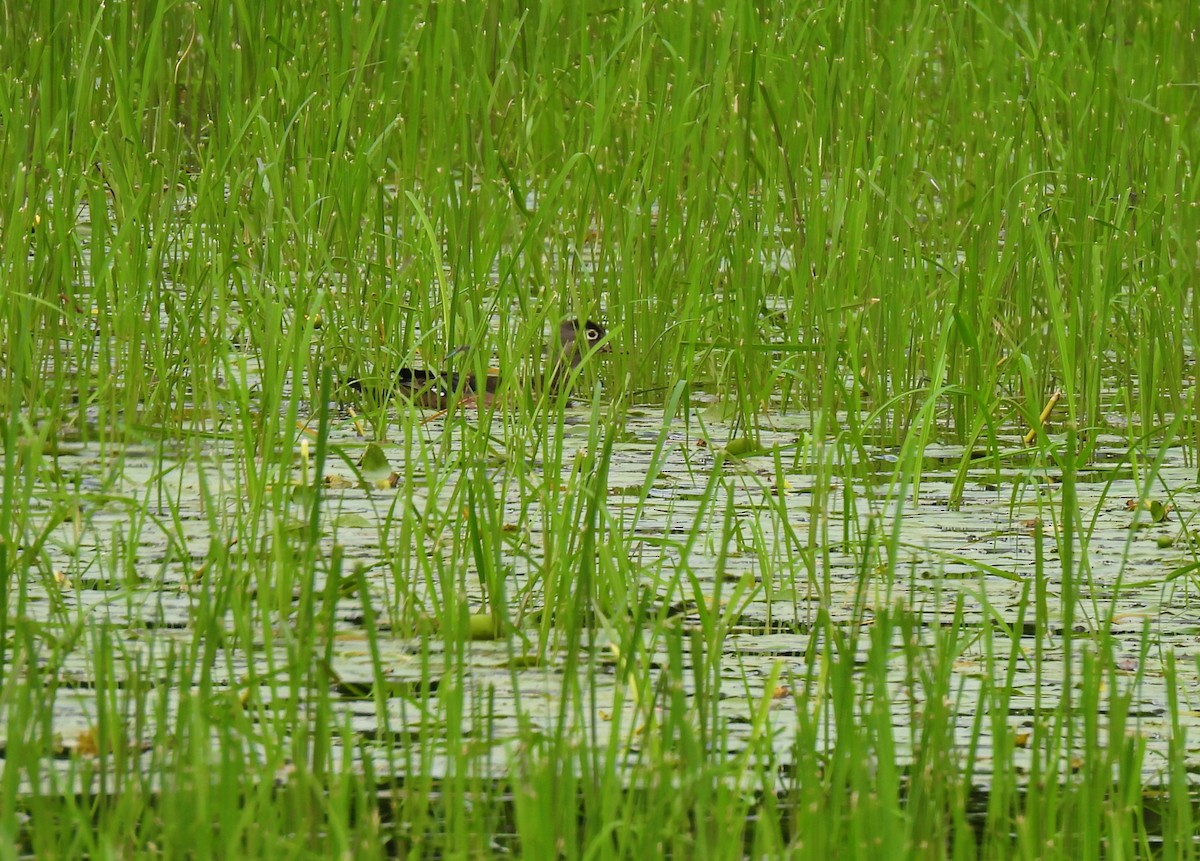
[3,0,1200,858]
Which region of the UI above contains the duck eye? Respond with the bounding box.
[586,327,600,341]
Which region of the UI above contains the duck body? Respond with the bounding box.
[348,319,608,410]
[395,366,501,409]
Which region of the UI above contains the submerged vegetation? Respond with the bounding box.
[3,0,1200,857]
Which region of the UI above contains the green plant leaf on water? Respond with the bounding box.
[721,437,768,458]
[333,512,373,529]
[702,400,742,421]
[468,613,501,641]
[357,443,392,483]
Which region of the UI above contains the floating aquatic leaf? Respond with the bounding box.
[721,437,767,458]
[357,443,393,482]
[468,613,501,641]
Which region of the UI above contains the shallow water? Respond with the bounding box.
[6,390,1200,798]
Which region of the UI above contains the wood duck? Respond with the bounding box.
[548,318,610,390]
[349,319,608,410]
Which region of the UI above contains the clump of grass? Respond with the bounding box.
[3,0,1199,858]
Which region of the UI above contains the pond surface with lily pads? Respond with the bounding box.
[13,393,1200,805]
